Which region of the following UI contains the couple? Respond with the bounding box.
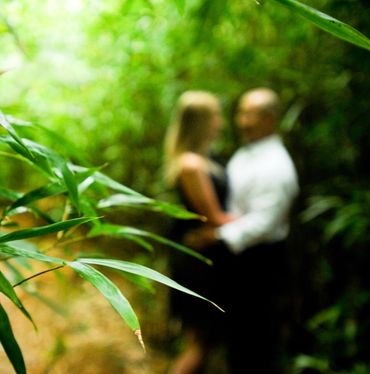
[164,88,299,374]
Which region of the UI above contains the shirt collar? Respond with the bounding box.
[242,133,281,152]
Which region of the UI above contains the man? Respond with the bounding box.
[192,87,299,373]
[219,87,298,252]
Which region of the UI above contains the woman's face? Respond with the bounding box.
[206,103,223,144]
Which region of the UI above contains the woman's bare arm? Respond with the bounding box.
[178,153,234,226]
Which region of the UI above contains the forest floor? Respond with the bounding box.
[0,265,172,374]
[0,214,230,374]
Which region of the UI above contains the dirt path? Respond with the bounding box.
[0,212,229,374]
[0,256,173,374]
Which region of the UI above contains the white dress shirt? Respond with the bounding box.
[219,134,299,254]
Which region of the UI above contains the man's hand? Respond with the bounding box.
[183,225,218,251]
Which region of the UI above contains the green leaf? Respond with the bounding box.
[2,115,32,127]
[25,207,56,224]
[4,183,66,217]
[0,111,33,159]
[56,159,80,212]
[78,196,100,225]
[97,194,152,208]
[294,354,329,371]
[78,258,223,311]
[149,200,202,220]
[0,303,26,374]
[1,261,24,284]
[0,135,55,178]
[34,123,90,165]
[0,187,22,202]
[92,172,142,196]
[0,271,35,326]
[118,272,155,293]
[125,235,154,251]
[0,135,79,210]
[0,244,65,264]
[301,196,342,222]
[27,289,68,316]
[324,205,359,242]
[88,223,153,251]
[0,217,96,244]
[272,0,370,51]
[88,224,212,264]
[11,243,37,271]
[97,193,201,220]
[68,261,141,332]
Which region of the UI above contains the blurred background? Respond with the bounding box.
[1,0,370,373]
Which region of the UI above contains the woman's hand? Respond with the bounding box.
[183,225,219,251]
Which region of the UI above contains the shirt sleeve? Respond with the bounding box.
[218,177,296,254]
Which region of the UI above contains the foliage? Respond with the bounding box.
[1,0,369,195]
[0,113,212,373]
[1,0,370,373]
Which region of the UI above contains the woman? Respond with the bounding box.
[164,91,234,374]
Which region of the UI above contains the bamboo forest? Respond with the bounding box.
[1,0,370,373]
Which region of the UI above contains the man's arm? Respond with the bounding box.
[219,178,297,254]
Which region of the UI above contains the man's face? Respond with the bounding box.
[235,95,274,143]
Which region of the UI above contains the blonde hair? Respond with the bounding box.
[164,91,220,187]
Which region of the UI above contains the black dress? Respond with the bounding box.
[169,169,232,343]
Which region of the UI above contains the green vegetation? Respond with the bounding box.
[0,114,214,373]
[1,0,370,373]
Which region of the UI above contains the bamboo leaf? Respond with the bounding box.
[0,135,58,178]
[27,289,68,316]
[118,234,154,251]
[34,147,79,211]
[10,241,39,271]
[97,193,202,220]
[118,272,155,293]
[1,261,24,284]
[4,183,66,217]
[3,115,32,127]
[0,110,33,159]
[0,187,22,202]
[301,196,342,222]
[92,172,142,196]
[139,230,212,264]
[0,271,35,326]
[149,200,202,220]
[272,0,370,51]
[88,224,211,264]
[24,207,55,224]
[0,303,26,374]
[88,224,153,251]
[0,135,79,210]
[0,217,97,244]
[34,123,90,165]
[97,194,152,208]
[324,205,359,242]
[0,244,65,264]
[68,261,142,336]
[78,196,99,223]
[78,258,223,311]
[56,159,79,212]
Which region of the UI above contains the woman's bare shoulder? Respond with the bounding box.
[178,152,207,172]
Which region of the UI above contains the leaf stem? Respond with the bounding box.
[12,265,65,288]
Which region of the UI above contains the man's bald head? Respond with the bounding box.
[240,88,280,118]
[235,88,281,143]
